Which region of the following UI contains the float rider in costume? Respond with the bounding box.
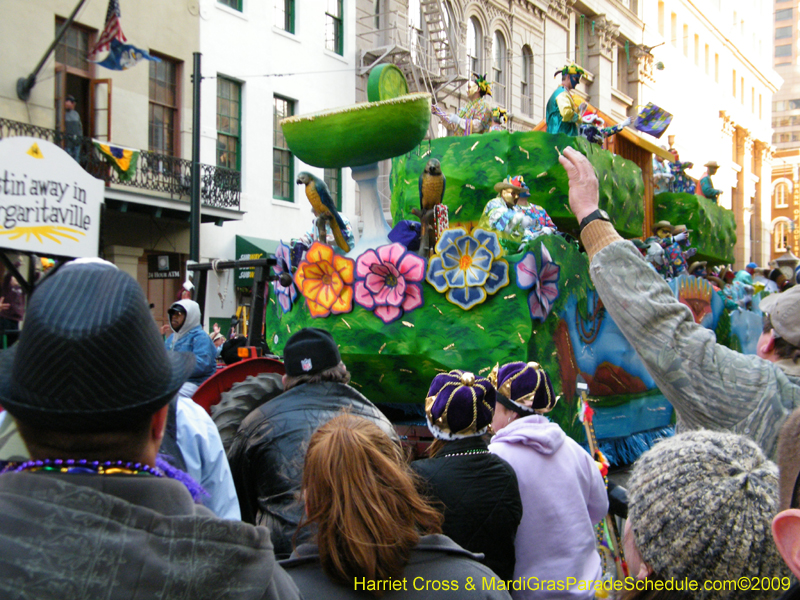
[546,64,587,136]
[482,176,525,235]
[432,73,493,136]
[489,106,508,132]
[698,161,723,203]
[481,176,556,252]
[668,149,696,194]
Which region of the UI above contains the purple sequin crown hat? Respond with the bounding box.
[425,370,496,441]
[489,361,557,415]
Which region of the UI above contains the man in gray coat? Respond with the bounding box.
[559,146,800,458]
[63,94,82,162]
[0,260,300,600]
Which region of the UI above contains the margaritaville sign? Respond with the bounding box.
[0,137,103,258]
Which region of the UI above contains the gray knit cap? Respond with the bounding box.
[628,430,788,600]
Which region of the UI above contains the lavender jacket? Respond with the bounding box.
[489,415,608,600]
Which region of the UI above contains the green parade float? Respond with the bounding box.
[270,71,743,464]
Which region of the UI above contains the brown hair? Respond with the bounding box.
[426,438,446,458]
[300,414,443,593]
[283,362,350,391]
[763,314,800,363]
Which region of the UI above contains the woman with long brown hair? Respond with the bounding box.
[280,413,512,599]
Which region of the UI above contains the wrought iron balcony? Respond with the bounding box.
[0,117,240,211]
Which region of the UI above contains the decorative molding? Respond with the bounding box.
[547,0,572,27]
[479,0,504,22]
[514,0,547,21]
[587,14,619,59]
[719,111,736,137]
[629,44,655,83]
[735,127,752,154]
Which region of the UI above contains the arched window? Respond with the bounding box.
[492,31,506,106]
[774,181,790,208]
[443,0,454,29]
[774,221,790,253]
[521,45,534,116]
[467,17,482,74]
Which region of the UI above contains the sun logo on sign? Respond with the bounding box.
[0,225,85,244]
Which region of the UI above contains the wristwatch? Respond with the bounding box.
[579,209,611,233]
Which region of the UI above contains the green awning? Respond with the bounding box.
[235,235,279,287]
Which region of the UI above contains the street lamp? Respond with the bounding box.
[774,250,800,280]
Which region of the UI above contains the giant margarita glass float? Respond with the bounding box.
[281,65,428,256]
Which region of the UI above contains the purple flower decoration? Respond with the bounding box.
[516,245,560,321]
[272,240,297,314]
[354,243,425,324]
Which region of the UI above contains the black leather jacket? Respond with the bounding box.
[228,381,398,558]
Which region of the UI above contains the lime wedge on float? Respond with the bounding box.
[367,64,409,102]
[280,92,431,169]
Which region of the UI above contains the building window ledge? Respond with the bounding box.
[611,88,634,106]
[273,27,300,43]
[323,49,349,64]
[271,198,301,210]
[216,3,248,20]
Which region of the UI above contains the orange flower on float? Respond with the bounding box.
[294,241,355,317]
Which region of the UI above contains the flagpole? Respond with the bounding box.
[190,52,202,263]
[17,0,91,101]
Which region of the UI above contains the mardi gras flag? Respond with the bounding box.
[93,38,160,71]
[633,102,673,139]
[93,140,139,181]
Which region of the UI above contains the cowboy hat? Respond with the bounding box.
[493,177,523,194]
[651,220,673,234]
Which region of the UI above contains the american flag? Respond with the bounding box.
[89,0,127,57]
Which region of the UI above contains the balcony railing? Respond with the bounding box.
[0,118,240,211]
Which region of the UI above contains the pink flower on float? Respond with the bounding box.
[354,243,426,324]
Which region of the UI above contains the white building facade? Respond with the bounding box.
[355,0,780,267]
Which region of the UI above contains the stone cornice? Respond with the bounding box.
[587,14,619,59]
[547,0,574,28]
[630,44,656,83]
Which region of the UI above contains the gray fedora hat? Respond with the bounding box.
[0,261,194,432]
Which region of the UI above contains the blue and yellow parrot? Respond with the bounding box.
[297,171,350,252]
[419,158,446,210]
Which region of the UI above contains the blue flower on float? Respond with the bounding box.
[426,227,509,310]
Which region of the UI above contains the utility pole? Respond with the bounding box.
[190,52,202,262]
